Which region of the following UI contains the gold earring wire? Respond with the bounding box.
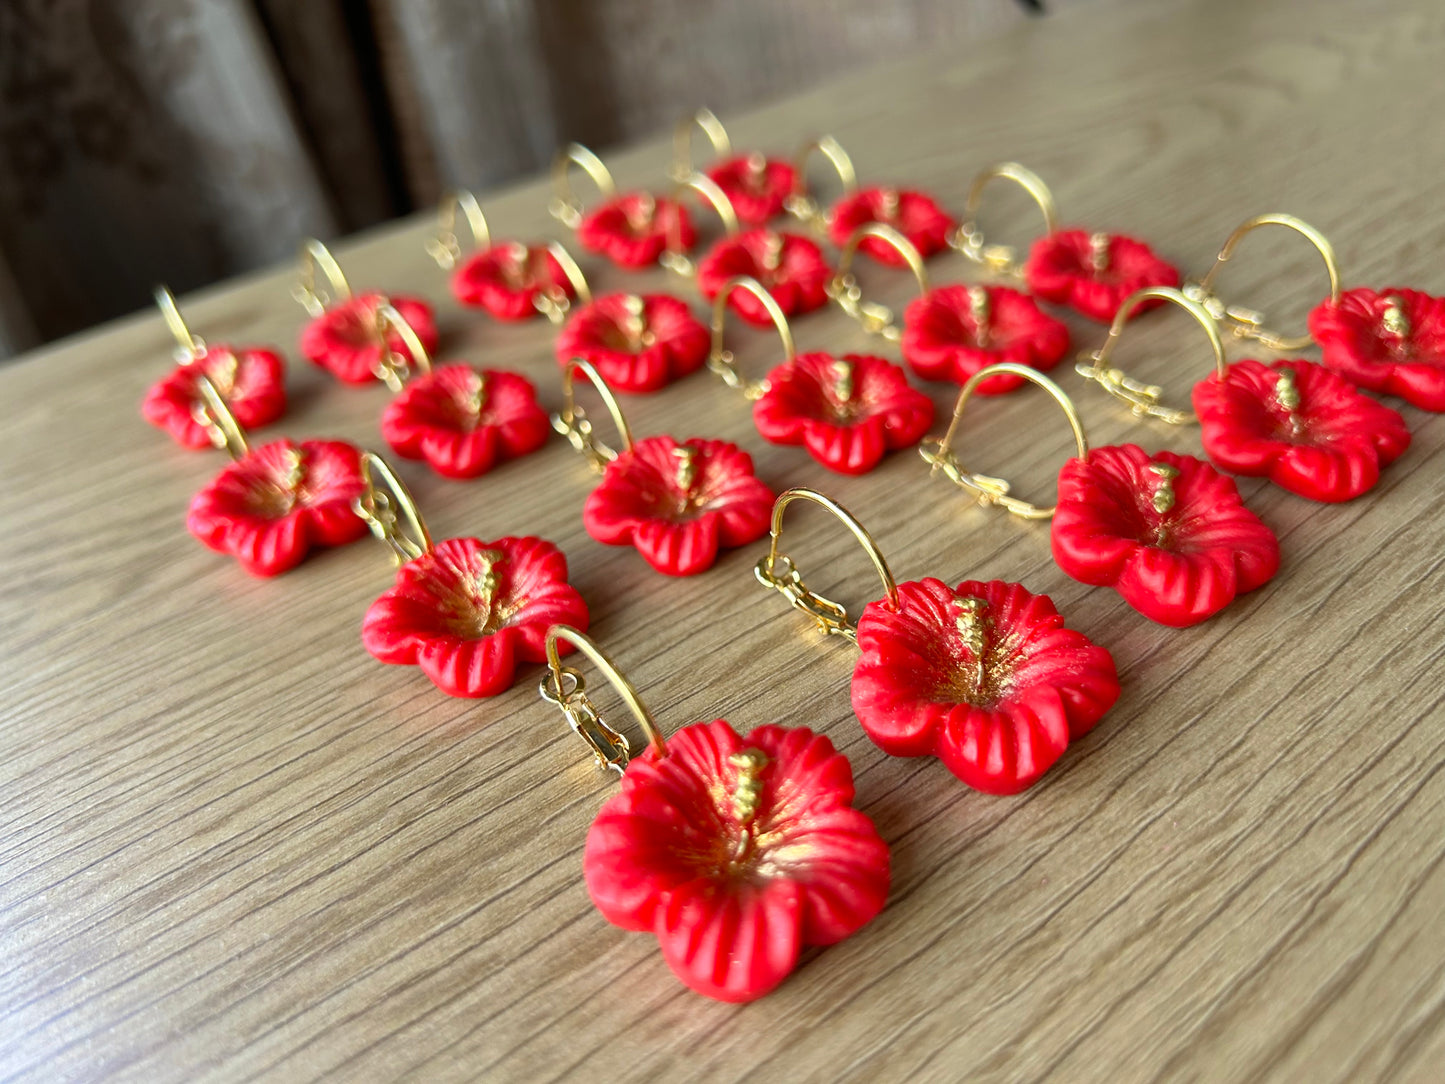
[354,451,433,565]
[427,189,491,270]
[783,135,858,232]
[371,303,433,393]
[920,363,1088,519]
[154,285,208,362]
[1182,212,1341,352]
[1075,285,1225,425]
[950,162,1059,282]
[826,222,930,342]
[669,107,732,183]
[553,358,636,473]
[659,172,740,278]
[191,373,250,461]
[707,276,796,400]
[754,487,901,644]
[293,238,353,317]
[533,241,593,324]
[540,625,668,774]
[549,143,617,230]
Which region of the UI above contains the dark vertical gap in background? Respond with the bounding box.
[336,0,413,216]
[1017,0,1046,14]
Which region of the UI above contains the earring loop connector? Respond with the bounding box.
[920,363,1088,519]
[708,276,796,400]
[1181,212,1341,352]
[427,189,491,270]
[540,625,668,775]
[293,238,353,318]
[1075,286,1224,425]
[755,487,900,644]
[355,451,432,565]
[669,107,733,183]
[549,144,617,230]
[191,373,250,461]
[783,135,858,232]
[659,172,740,278]
[371,303,434,392]
[554,358,636,473]
[826,223,930,342]
[951,162,1059,282]
[535,241,592,324]
[154,285,207,362]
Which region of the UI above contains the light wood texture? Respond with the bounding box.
[5,1,1445,1079]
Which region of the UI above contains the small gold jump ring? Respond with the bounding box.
[952,162,1059,281]
[708,276,796,400]
[372,302,433,392]
[294,238,352,318]
[356,451,433,565]
[921,364,1088,520]
[555,358,636,473]
[1184,213,1341,352]
[670,107,733,182]
[192,373,250,461]
[827,223,930,341]
[428,189,491,270]
[1075,286,1224,425]
[550,144,617,230]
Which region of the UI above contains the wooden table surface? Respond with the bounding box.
[6,1,1445,1080]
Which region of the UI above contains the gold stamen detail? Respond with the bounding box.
[1149,462,1180,514]
[1275,367,1300,412]
[954,596,991,690]
[1088,231,1111,273]
[968,285,992,348]
[879,187,900,220]
[728,748,769,823]
[832,358,854,401]
[672,444,697,491]
[1382,295,1410,338]
[760,231,784,272]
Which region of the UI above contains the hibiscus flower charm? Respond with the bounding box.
[551,143,694,270]
[554,360,775,576]
[1309,287,1445,411]
[710,275,934,474]
[293,239,438,388]
[754,489,1119,795]
[144,286,287,450]
[554,292,710,394]
[539,625,891,1002]
[697,227,833,327]
[1192,358,1410,502]
[671,107,796,227]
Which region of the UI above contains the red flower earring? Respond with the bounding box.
[553,359,774,576]
[550,143,695,270]
[754,489,1119,794]
[708,275,933,474]
[427,189,576,323]
[670,107,796,227]
[293,239,438,386]
[355,453,589,698]
[1076,286,1409,503]
[537,625,890,1003]
[828,223,1070,391]
[369,305,551,480]
[952,162,1179,323]
[142,286,287,450]
[923,361,1279,628]
[183,376,368,577]
[550,243,711,394]
[783,136,956,266]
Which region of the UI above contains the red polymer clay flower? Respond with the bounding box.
[141,345,287,450]
[1308,287,1445,411]
[752,351,934,475]
[577,192,695,270]
[851,578,1119,795]
[380,364,551,480]
[705,154,798,226]
[186,439,368,577]
[828,187,957,267]
[361,536,589,698]
[450,243,573,320]
[1025,229,1180,322]
[299,293,439,385]
[584,719,890,1002]
[554,293,710,394]
[583,436,774,576]
[901,284,1070,391]
[697,228,832,327]
[1192,358,1410,503]
[1052,444,1279,628]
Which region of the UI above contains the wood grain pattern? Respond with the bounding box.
[4,0,1445,1079]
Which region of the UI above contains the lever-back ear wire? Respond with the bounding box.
[708,276,796,400]
[372,303,434,392]
[154,285,206,362]
[1075,286,1225,425]
[1182,213,1342,352]
[191,373,250,461]
[540,624,669,774]
[427,189,491,270]
[553,358,637,472]
[659,172,740,277]
[355,451,433,565]
[549,144,617,230]
[784,136,858,230]
[535,241,593,324]
[951,162,1059,282]
[827,223,930,341]
[293,238,353,317]
[669,107,732,182]
[921,363,1088,519]
[755,487,900,643]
